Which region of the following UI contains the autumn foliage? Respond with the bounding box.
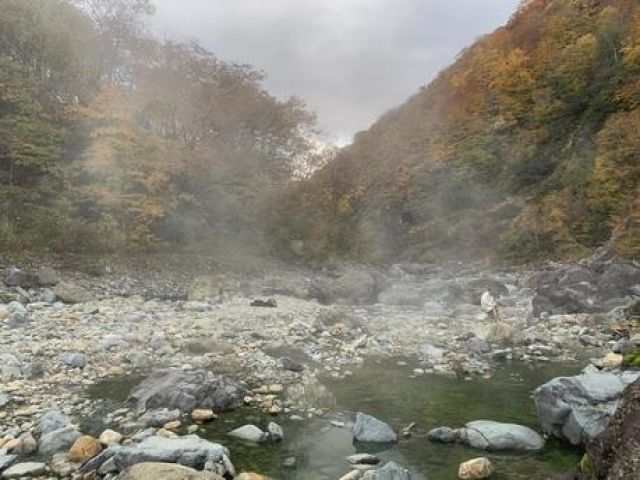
[0,0,317,253]
[278,0,640,262]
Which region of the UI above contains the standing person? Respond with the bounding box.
[481,287,502,322]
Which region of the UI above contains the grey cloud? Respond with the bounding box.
[152,0,520,144]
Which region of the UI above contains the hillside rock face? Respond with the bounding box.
[557,377,640,480]
[581,377,640,480]
[534,371,640,445]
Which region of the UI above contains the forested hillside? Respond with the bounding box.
[0,0,318,254]
[276,0,640,263]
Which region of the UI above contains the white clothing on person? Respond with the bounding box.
[480,291,497,314]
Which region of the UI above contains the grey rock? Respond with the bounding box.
[534,370,640,445]
[532,286,596,317]
[38,425,81,455]
[125,350,151,368]
[150,332,165,350]
[78,449,116,474]
[280,357,304,372]
[267,422,283,442]
[0,353,23,379]
[346,453,381,465]
[138,409,181,427]
[40,289,57,303]
[61,352,86,369]
[129,370,244,413]
[35,410,72,436]
[558,266,597,287]
[0,394,9,408]
[598,263,640,297]
[54,282,95,304]
[99,335,123,350]
[353,412,397,443]
[109,435,227,471]
[3,268,38,289]
[1,462,46,478]
[368,461,412,480]
[427,426,458,443]
[228,425,268,443]
[116,462,223,480]
[420,343,445,362]
[612,339,636,354]
[131,428,157,442]
[579,335,602,347]
[21,360,43,378]
[98,457,118,475]
[6,302,27,328]
[459,420,544,451]
[36,267,59,286]
[468,337,491,355]
[0,455,17,473]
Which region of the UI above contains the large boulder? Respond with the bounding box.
[310,271,381,305]
[534,370,640,445]
[3,268,38,288]
[54,282,95,304]
[532,285,597,316]
[352,412,397,443]
[597,263,640,297]
[110,435,227,471]
[35,410,73,436]
[117,462,224,480]
[129,370,245,413]
[459,420,544,451]
[38,425,81,455]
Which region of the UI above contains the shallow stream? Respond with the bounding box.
[86,360,582,479]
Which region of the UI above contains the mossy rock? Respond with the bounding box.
[580,453,595,478]
[624,301,640,320]
[0,292,15,303]
[623,351,640,368]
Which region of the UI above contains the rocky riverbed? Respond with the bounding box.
[0,254,638,479]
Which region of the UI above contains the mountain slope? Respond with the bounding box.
[277,0,640,262]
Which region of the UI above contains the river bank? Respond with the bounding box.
[0,254,638,478]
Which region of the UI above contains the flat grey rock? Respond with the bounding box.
[353,412,397,443]
[460,420,544,451]
[228,425,267,443]
[109,435,227,471]
[1,462,46,479]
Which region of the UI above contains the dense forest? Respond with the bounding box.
[0,0,319,255]
[275,0,640,263]
[2,0,640,264]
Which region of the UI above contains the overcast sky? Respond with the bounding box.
[152,0,520,145]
